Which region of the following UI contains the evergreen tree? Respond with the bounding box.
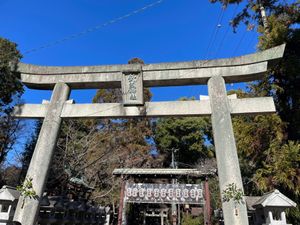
[0,37,23,186]
[154,114,213,167]
[0,38,23,164]
[0,37,23,114]
[209,0,300,222]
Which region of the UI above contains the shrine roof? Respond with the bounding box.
[112,168,215,178]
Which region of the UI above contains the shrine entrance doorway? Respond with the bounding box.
[113,168,214,225]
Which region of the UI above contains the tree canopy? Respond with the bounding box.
[154,114,213,167]
[208,0,300,222]
[0,38,23,113]
[0,38,23,177]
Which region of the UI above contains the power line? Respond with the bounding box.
[232,28,247,56]
[208,8,225,59]
[232,18,256,56]
[205,5,226,59]
[247,30,257,51]
[187,3,226,98]
[23,0,164,55]
[215,3,239,58]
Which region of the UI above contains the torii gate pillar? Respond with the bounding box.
[13,83,70,225]
[208,76,248,225]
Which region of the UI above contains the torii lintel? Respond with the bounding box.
[17,44,285,90]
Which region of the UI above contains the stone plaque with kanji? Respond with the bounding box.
[122,71,144,105]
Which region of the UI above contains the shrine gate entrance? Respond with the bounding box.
[13,44,285,225]
[113,168,214,225]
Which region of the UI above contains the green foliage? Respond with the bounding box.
[0,37,23,167]
[17,177,37,199]
[154,115,213,166]
[210,1,300,32]
[209,0,300,222]
[209,177,221,210]
[233,113,285,166]
[232,96,300,222]
[254,141,300,195]
[17,177,37,208]
[222,183,244,205]
[254,29,300,141]
[182,213,204,225]
[0,37,23,113]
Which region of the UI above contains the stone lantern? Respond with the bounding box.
[0,186,20,225]
[250,189,297,225]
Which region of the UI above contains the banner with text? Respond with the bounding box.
[125,183,203,204]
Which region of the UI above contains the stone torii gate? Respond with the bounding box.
[12,44,285,225]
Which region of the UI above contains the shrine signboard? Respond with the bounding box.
[124,183,204,205]
[121,71,144,105]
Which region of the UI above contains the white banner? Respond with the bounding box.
[124,183,204,204]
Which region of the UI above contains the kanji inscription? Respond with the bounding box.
[128,74,137,100]
[121,72,144,105]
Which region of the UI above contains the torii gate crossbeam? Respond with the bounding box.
[12,44,285,225]
[18,44,283,89]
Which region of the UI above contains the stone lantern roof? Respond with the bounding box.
[253,189,297,208]
[0,186,20,202]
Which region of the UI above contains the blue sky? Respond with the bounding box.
[1,0,258,102]
[1,0,259,163]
